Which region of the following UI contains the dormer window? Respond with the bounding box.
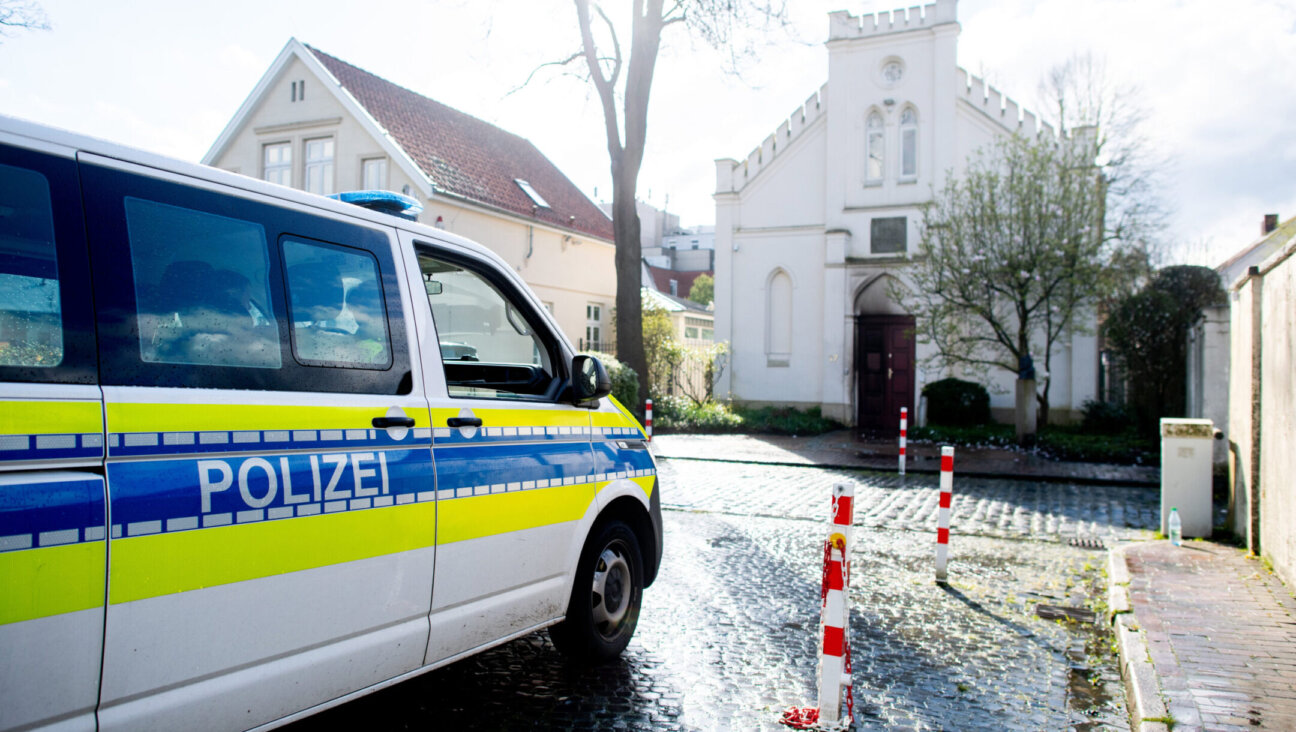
[515,179,550,208]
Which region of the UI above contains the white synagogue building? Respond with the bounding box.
[713,0,1099,429]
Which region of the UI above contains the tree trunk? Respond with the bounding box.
[572,0,663,416]
[611,171,647,408]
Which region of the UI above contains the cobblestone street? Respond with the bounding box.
[294,458,1153,730]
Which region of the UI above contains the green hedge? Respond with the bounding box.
[585,350,639,412]
[911,423,1158,465]
[654,398,841,435]
[922,378,992,427]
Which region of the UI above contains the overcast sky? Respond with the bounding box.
[2,0,1293,267]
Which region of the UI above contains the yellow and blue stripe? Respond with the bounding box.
[0,400,104,464]
[0,474,107,625]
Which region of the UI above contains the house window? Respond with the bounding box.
[585,302,602,349]
[900,107,917,179]
[685,326,699,339]
[669,279,678,296]
[304,138,334,195]
[870,216,907,254]
[263,142,291,186]
[362,157,387,190]
[865,112,885,183]
[290,80,306,102]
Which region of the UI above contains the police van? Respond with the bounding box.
[0,114,661,731]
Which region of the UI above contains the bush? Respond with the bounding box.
[586,350,639,412]
[1079,399,1131,433]
[654,396,743,432]
[910,422,1158,465]
[653,399,842,435]
[922,378,991,427]
[1036,427,1158,465]
[733,405,840,435]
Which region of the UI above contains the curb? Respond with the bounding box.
[653,453,1159,488]
[1108,544,1170,732]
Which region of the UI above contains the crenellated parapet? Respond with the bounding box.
[715,83,828,194]
[827,0,958,41]
[956,67,1055,139]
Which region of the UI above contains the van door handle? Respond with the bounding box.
[447,417,483,428]
[373,416,416,428]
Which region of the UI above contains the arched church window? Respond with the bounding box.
[865,112,885,183]
[900,107,918,179]
[766,269,792,365]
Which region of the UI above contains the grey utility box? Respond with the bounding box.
[1160,418,1214,538]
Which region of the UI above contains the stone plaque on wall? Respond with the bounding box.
[870,216,907,254]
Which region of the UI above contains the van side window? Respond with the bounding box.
[419,251,556,400]
[124,198,281,369]
[0,163,62,368]
[283,237,391,369]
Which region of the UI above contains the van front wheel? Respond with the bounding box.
[549,520,643,663]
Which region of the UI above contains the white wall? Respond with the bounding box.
[725,229,827,406]
[1187,304,1230,465]
[1228,234,1296,587]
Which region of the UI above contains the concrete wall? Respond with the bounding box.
[1187,304,1230,466]
[1228,234,1296,588]
[1228,276,1257,546]
[210,56,616,347]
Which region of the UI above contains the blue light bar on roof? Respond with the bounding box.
[329,190,424,221]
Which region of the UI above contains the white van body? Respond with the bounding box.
[0,115,662,732]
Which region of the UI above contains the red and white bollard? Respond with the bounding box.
[781,483,856,730]
[645,399,653,442]
[818,482,855,727]
[899,407,908,475]
[935,445,954,583]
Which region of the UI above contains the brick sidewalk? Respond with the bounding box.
[1124,541,1296,731]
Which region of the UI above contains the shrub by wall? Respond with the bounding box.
[923,378,992,427]
[586,350,639,413]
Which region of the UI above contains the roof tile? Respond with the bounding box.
[306,44,614,242]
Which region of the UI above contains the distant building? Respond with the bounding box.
[714,0,1098,428]
[204,38,616,346]
[644,288,714,346]
[605,199,715,295]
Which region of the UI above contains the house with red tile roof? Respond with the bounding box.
[204,38,616,346]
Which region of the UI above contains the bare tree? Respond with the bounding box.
[566,0,785,408]
[0,0,50,40]
[1037,52,1166,265]
[905,134,1120,431]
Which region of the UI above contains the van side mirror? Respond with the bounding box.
[572,355,612,403]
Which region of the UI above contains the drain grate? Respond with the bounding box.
[1068,537,1105,550]
[1036,604,1098,623]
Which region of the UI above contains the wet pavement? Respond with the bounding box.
[656,459,1158,542]
[292,458,1144,730]
[652,431,1161,486]
[1121,541,1296,731]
